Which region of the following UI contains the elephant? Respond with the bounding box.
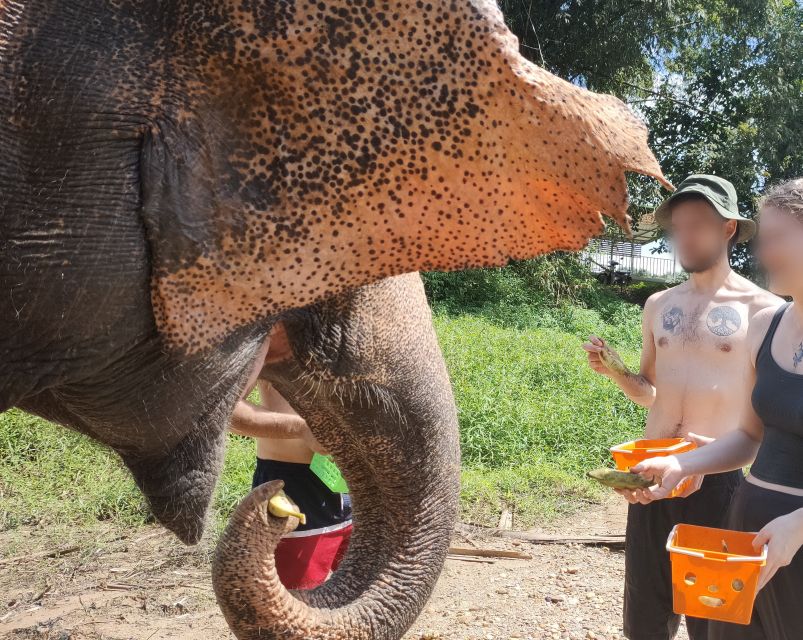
[0,0,670,638]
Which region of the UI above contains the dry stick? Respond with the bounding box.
[130,530,169,545]
[452,530,479,548]
[0,528,169,568]
[0,545,81,566]
[32,585,51,602]
[493,532,626,549]
[101,583,136,591]
[446,556,496,565]
[150,582,212,591]
[448,546,533,560]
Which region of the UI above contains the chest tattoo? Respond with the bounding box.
[706,306,742,337]
[794,343,803,369]
[662,306,684,334]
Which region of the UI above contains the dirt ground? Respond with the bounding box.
[0,499,690,640]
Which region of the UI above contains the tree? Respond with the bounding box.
[644,0,803,272]
[501,0,802,274]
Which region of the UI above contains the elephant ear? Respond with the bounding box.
[142,0,671,354]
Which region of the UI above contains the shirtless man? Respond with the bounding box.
[230,327,352,590]
[583,175,782,640]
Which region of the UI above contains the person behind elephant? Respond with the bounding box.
[231,340,352,590]
[633,178,803,640]
[582,175,782,640]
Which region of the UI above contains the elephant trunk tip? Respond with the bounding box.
[268,489,307,525]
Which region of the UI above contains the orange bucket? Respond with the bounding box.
[610,438,696,498]
[666,524,767,625]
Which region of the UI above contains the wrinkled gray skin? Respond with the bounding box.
[212,273,461,640]
[0,0,665,638]
[0,3,460,637]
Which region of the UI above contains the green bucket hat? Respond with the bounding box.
[654,174,756,243]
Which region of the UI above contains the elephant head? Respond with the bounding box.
[137,0,670,354]
[0,0,669,638]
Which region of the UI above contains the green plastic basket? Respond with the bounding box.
[310,453,349,493]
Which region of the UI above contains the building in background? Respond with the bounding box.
[582,214,682,283]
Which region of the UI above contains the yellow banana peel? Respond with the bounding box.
[600,344,630,376]
[268,490,306,525]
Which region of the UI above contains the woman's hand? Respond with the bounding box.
[628,433,715,502]
[630,455,687,502]
[753,509,803,591]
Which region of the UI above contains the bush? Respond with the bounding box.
[618,280,671,307]
[423,253,608,314]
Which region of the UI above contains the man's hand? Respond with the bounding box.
[753,509,803,591]
[685,432,715,448]
[230,399,326,453]
[300,426,330,456]
[583,335,613,377]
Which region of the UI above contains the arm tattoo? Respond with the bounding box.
[706,306,742,337]
[794,343,803,369]
[662,306,684,334]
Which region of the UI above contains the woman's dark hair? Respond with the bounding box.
[759,178,803,220]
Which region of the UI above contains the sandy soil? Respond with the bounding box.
[0,499,690,640]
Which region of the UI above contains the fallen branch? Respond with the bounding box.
[446,556,495,564]
[32,585,51,602]
[0,545,81,566]
[448,546,532,560]
[148,582,212,591]
[101,583,136,591]
[493,532,626,549]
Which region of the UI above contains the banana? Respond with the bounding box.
[587,468,654,490]
[268,490,307,525]
[698,595,726,608]
[599,343,630,376]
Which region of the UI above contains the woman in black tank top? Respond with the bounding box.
[633,178,803,640]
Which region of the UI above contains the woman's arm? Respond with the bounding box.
[662,426,760,476]
[629,423,762,502]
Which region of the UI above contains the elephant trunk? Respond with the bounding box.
[214,273,461,639]
[212,403,461,640]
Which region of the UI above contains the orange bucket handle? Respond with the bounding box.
[665,525,769,563]
[611,440,691,454]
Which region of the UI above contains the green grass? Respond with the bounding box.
[0,409,147,532]
[0,410,259,537]
[436,313,644,526]
[0,260,648,538]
